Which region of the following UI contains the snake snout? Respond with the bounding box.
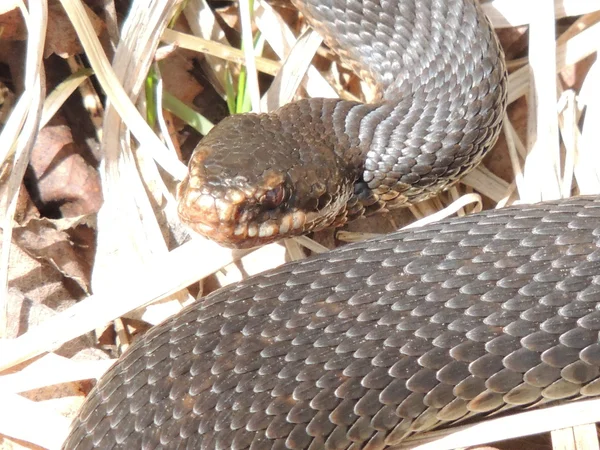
[177,172,304,248]
[177,176,246,243]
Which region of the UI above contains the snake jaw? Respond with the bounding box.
[178,156,360,248]
[178,166,310,248]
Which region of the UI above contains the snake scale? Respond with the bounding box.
[63,1,600,449]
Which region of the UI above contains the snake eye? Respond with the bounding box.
[259,185,286,210]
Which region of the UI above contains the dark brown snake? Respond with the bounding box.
[63,1,600,449]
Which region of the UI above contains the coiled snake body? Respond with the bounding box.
[64,1,600,449]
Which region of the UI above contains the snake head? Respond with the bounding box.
[178,159,294,248]
[177,113,357,249]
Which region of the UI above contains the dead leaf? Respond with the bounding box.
[45,0,105,58]
[13,217,94,295]
[496,26,529,61]
[4,229,83,337]
[0,6,26,41]
[159,48,204,107]
[28,124,102,218]
[483,96,528,185]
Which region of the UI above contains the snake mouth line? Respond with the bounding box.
[181,209,310,248]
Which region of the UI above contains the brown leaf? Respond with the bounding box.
[0,5,26,40]
[496,26,529,61]
[215,3,242,31]
[45,0,105,58]
[4,225,86,338]
[13,217,95,295]
[28,124,102,218]
[483,96,528,185]
[160,48,204,107]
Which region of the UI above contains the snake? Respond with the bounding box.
[62,0,600,449]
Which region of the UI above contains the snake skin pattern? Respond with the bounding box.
[62,0,585,448]
[64,197,600,449]
[176,0,506,248]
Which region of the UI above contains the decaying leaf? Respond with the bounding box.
[0,5,26,41]
[27,124,102,218]
[45,1,105,59]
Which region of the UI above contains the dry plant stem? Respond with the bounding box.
[483,0,600,28]
[0,0,46,339]
[162,28,281,76]
[447,187,470,218]
[240,0,261,112]
[0,353,114,395]
[57,0,186,179]
[153,66,180,158]
[284,238,307,261]
[524,1,561,202]
[114,317,129,353]
[101,0,120,49]
[402,194,483,230]
[261,28,323,111]
[91,0,184,299]
[396,398,600,450]
[508,20,600,104]
[557,10,600,45]
[40,66,93,129]
[557,89,577,196]
[461,166,510,202]
[255,1,337,99]
[415,199,441,217]
[66,55,104,141]
[0,238,252,371]
[551,424,600,450]
[293,235,330,254]
[577,59,600,194]
[0,392,70,448]
[506,56,528,70]
[183,0,232,93]
[504,116,527,159]
[502,114,525,198]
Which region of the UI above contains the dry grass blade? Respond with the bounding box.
[0,0,46,339]
[261,27,323,110]
[293,235,330,253]
[461,165,511,201]
[41,69,93,128]
[162,28,281,76]
[183,0,232,93]
[523,1,561,202]
[402,193,482,230]
[508,19,600,104]
[396,398,600,450]
[57,0,186,180]
[577,59,600,194]
[551,425,600,450]
[558,89,578,196]
[0,238,250,371]
[0,393,70,448]
[0,353,114,395]
[503,114,526,197]
[255,1,337,99]
[483,0,600,27]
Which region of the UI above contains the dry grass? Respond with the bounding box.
[0,0,599,448]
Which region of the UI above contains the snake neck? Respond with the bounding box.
[292,0,508,209]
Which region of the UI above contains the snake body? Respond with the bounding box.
[62,1,598,449]
[65,197,600,449]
